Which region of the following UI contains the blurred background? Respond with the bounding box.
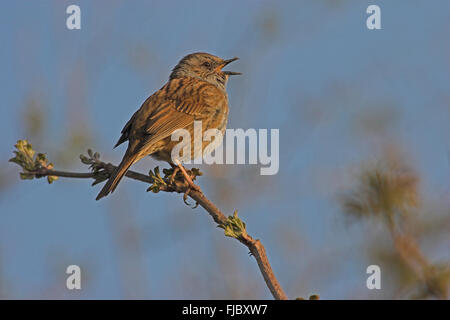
[0,0,449,299]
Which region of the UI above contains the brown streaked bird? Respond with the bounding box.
[96,52,240,200]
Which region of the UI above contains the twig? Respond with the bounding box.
[187,190,287,299]
[14,146,288,300]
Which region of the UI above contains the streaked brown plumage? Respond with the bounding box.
[96,52,240,200]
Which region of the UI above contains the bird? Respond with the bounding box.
[96,52,241,200]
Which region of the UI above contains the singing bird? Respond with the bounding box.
[96,52,240,200]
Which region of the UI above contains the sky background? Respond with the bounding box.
[0,0,449,299]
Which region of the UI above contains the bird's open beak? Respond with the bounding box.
[220,57,242,75]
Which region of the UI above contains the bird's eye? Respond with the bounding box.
[202,61,211,68]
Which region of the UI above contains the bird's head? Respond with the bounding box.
[170,52,241,90]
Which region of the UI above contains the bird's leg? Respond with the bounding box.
[171,160,200,208]
[174,160,201,192]
[168,162,180,185]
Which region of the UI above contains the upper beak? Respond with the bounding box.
[221,57,242,75]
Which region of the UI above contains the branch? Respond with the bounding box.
[10,140,290,300]
[387,220,449,299]
[341,163,450,299]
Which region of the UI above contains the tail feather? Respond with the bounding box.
[96,154,137,200]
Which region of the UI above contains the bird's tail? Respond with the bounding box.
[96,153,137,200]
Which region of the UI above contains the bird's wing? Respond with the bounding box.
[131,77,226,154]
[114,109,139,148]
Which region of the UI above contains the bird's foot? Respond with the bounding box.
[168,166,180,185]
[162,166,200,188]
[160,163,202,207]
[172,161,201,208]
[174,161,201,192]
[182,188,199,208]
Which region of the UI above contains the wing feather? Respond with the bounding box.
[118,78,226,157]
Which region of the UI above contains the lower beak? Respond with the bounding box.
[221,57,242,75]
[223,71,242,76]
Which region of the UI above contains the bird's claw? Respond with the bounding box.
[183,188,199,208]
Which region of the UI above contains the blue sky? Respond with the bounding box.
[1,1,449,299]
